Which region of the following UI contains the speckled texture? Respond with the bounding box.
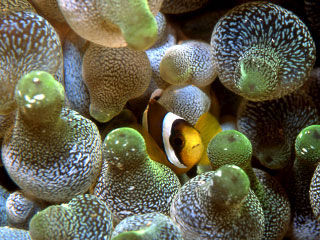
[253,168,291,240]
[207,130,290,240]
[63,30,90,118]
[2,72,102,203]
[160,0,208,14]
[211,2,316,101]
[6,191,43,229]
[93,127,181,224]
[2,108,102,203]
[29,194,113,240]
[207,130,252,169]
[0,186,9,227]
[83,44,152,123]
[0,112,14,139]
[310,163,320,221]
[158,84,211,125]
[0,227,31,240]
[0,10,63,114]
[151,12,173,48]
[112,212,184,240]
[1,1,319,239]
[127,12,175,116]
[160,40,217,87]
[170,168,265,240]
[237,93,320,169]
[145,12,176,90]
[303,126,320,220]
[57,0,161,50]
[0,0,35,12]
[28,0,65,23]
[285,125,320,239]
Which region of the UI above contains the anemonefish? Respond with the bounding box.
[101,94,221,175]
[142,99,204,174]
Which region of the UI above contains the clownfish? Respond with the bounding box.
[142,99,204,173]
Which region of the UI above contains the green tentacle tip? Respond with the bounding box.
[208,164,250,206]
[29,205,68,240]
[120,1,158,50]
[207,130,252,169]
[237,57,277,100]
[112,230,146,240]
[15,71,64,114]
[89,104,115,123]
[295,125,320,162]
[103,127,147,166]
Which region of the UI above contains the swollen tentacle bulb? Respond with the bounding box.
[211,2,316,101]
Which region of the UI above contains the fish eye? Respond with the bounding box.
[172,136,184,147]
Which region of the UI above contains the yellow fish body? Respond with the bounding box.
[143,99,204,174]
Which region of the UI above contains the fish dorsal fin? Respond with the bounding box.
[142,99,168,149]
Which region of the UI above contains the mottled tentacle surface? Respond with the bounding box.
[6,191,44,229]
[63,30,90,118]
[128,12,176,115]
[158,84,211,125]
[207,130,252,170]
[0,10,63,114]
[207,130,290,240]
[311,164,320,221]
[0,112,14,140]
[112,212,184,240]
[211,2,316,101]
[29,194,113,240]
[0,0,35,12]
[82,44,151,123]
[237,93,320,169]
[170,165,265,240]
[252,168,291,240]
[160,40,217,87]
[0,186,9,227]
[305,126,320,220]
[57,0,161,50]
[0,227,31,240]
[145,12,176,90]
[286,125,320,239]
[94,127,181,225]
[2,71,102,203]
[28,0,65,23]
